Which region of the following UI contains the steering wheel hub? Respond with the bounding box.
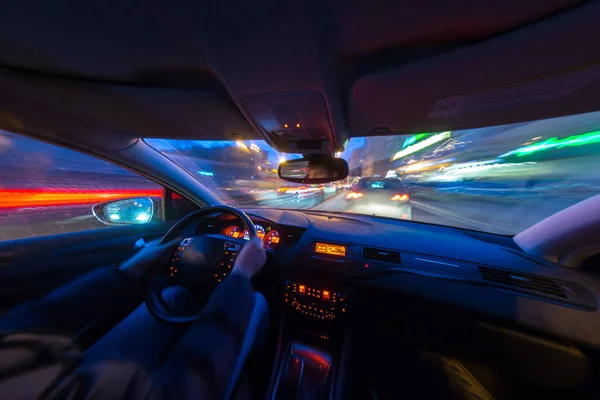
[146,205,257,324]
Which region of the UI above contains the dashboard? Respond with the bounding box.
[226,208,600,349]
[184,207,600,350]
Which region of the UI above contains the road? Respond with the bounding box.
[312,190,589,235]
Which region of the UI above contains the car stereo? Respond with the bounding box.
[284,280,348,320]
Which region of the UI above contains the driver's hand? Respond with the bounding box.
[119,238,179,280]
[232,236,266,279]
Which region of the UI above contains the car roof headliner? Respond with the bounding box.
[0,0,597,153]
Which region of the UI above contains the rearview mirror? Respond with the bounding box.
[92,197,157,225]
[278,156,349,184]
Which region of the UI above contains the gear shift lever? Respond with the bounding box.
[280,354,305,399]
[274,343,332,400]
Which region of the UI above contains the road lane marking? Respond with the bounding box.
[409,200,512,232]
[311,192,346,210]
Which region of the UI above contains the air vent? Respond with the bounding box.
[363,247,401,264]
[478,267,566,298]
[284,228,306,245]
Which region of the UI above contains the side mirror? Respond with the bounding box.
[92,197,158,225]
[278,156,349,184]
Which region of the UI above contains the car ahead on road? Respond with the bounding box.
[324,182,338,194]
[276,183,303,198]
[344,178,411,219]
[277,183,325,208]
[331,180,346,190]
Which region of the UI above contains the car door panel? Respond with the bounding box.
[0,222,173,314]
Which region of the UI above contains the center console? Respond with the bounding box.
[270,278,351,400]
[284,280,348,321]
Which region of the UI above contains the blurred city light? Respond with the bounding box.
[402,133,429,149]
[392,131,451,161]
[441,159,501,172]
[402,158,456,173]
[500,130,600,157]
[250,143,261,152]
[432,161,538,182]
[135,213,150,223]
[345,191,364,199]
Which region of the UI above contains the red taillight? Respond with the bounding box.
[391,193,410,202]
[277,188,286,193]
[345,191,364,199]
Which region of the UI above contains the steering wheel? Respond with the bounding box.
[146,205,257,324]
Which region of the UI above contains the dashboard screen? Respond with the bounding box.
[315,242,346,256]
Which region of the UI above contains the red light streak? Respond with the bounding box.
[391,193,410,202]
[0,188,162,209]
[345,191,363,199]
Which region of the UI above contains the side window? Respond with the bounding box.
[0,130,162,242]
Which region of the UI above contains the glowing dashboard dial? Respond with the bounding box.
[265,230,280,247]
[224,226,242,238]
[243,224,265,240]
[223,223,280,248]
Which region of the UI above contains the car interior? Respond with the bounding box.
[2,1,600,399]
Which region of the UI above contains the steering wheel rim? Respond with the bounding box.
[148,205,257,324]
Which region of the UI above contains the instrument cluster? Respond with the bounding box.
[222,222,281,249]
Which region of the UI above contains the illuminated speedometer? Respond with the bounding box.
[243,225,265,240]
[265,230,280,247]
[224,226,242,238]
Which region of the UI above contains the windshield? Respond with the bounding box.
[146,110,600,235]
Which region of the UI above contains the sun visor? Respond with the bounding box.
[0,68,257,145]
[349,1,600,134]
[242,91,335,154]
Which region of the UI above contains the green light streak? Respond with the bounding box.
[402,133,431,149]
[392,131,451,161]
[402,135,416,149]
[501,130,600,157]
